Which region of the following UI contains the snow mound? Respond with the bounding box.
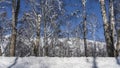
[0,57,120,68]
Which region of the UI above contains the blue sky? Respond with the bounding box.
[63,0,105,41]
[1,0,105,41]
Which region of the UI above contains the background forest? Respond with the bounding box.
[0,0,120,57]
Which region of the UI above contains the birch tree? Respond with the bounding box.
[114,0,120,57]
[99,0,114,57]
[82,0,87,57]
[41,0,64,56]
[32,2,41,56]
[10,0,20,56]
[109,0,118,57]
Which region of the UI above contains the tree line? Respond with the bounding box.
[0,0,120,57]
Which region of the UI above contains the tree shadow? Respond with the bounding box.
[116,57,120,65]
[86,57,90,63]
[92,57,98,68]
[8,57,19,68]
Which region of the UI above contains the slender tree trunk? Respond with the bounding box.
[44,18,48,56]
[99,0,114,57]
[82,0,87,57]
[51,19,57,57]
[116,30,120,56]
[83,9,87,57]
[42,4,48,56]
[109,0,115,41]
[109,0,116,56]
[0,47,1,56]
[42,1,49,56]
[114,0,120,57]
[34,15,41,56]
[0,32,2,56]
[108,0,119,57]
[10,0,20,56]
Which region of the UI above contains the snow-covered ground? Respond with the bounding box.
[0,57,120,68]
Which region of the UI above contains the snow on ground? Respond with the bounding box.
[0,57,120,68]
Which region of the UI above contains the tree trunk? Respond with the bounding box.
[109,0,116,56]
[0,46,1,56]
[42,5,48,56]
[82,0,87,57]
[0,29,2,56]
[116,30,120,56]
[34,15,41,56]
[99,0,114,57]
[10,0,20,56]
[51,19,57,57]
[43,20,48,56]
[42,1,49,56]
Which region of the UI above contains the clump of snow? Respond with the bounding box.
[0,57,120,68]
[67,41,72,45]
